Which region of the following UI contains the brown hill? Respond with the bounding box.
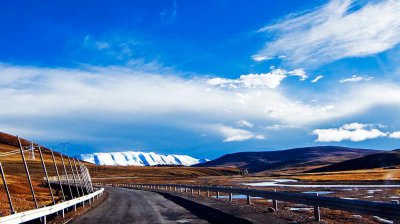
[308,150,400,173]
[195,146,381,173]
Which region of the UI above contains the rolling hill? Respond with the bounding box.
[308,149,400,173]
[195,146,380,173]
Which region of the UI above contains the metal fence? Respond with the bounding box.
[110,183,400,223]
[0,135,100,223]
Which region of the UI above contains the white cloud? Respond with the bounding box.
[389,132,400,139]
[236,120,254,128]
[311,75,324,83]
[252,55,273,61]
[339,75,373,83]
[312,123,387,142]
[254,0,400,65]
[264,124,295,130]
[207,68,307,89]
[3,63,400,143]
[219,126,264,142]
[341,122,367,130]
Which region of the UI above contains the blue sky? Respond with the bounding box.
[1,0,400,159]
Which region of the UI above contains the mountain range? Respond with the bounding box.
[76,151,209,166]
[195,146,382,173]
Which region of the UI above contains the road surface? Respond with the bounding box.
[70,187,285,224]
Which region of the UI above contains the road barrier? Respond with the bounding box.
[0,188,104,224]
[110,183,400,223]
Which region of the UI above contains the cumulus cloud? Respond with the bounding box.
[312,123,387,142]
[207,68,307,89]
[389,132,400,139]
[311,75,324,83]
[219,126,264,142]
[339,75,373,83]
[254,0,400,65]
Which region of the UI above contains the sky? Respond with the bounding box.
[1,0,400,159]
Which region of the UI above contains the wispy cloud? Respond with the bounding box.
[219,126,264,142]
[254,0,400,65]
[236,120,254,128]
[339,75,373,83]
[311,75,324,83]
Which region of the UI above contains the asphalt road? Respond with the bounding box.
[70,187,261,224]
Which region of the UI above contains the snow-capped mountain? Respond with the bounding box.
[76,151,208,166]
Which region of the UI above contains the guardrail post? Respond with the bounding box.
[62,209,65,218]
[191,188,194,195]
[42,215,46,224]
[18,136,39,209]
[273,190,278,211]
[216,191,219,199]
[247,195,251,205]
[38,146,56,205]
[314,193,321,222]
[207,190,210,197]
[51,149,66,201]
[198,189,201,195]
[229,186,233,201]
[246,188,251,205]
[391,200,399,224]
[0,162,16,214]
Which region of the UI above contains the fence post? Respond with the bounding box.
[207,190,210,197]
[198,188,201,195]
[18,136,39,209]
[314,193,321,222]
[60,154,74,198]
[68,157,80,197]
[0,162,15,214]
[216,191,220,199]
[38,146,56,205]
[51,149,66,201]
[73,159,85,196]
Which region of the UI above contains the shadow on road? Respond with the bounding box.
[157,192,253,224]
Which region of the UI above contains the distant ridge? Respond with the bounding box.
[76,151,209,166]
[195,146,380,173]
[308,149,400,172]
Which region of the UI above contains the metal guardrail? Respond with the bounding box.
[112,183,400,223]
[0,188,104,224]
